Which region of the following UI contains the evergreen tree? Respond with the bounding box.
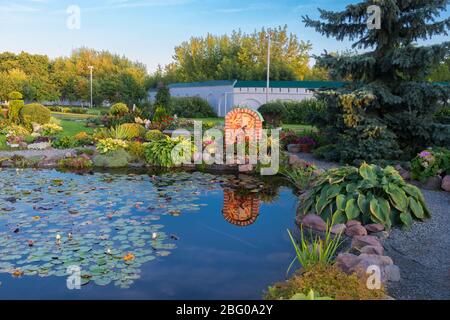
[303,0,450,163]
[155,85,171,110]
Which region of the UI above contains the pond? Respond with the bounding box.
[0,168,298,300]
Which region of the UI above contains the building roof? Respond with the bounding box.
[234,80,345,89]
[168,80,236,89]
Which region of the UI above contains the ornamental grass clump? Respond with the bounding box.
[287,216,343,273]
[299,163,430,229]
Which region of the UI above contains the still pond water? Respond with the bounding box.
[0,168,297,299]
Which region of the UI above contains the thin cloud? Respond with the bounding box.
[0,3,40,13]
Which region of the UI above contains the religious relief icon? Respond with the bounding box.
[222,189,260,227]
[224,108,264,145]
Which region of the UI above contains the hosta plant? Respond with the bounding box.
[96,138,128,154]
[144,137,195,167]
[299,163,430,229]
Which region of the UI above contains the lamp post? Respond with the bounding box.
[266,31,271,104]
[88,66,94,108]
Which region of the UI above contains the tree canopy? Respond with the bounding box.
[0,48,148,105]
[304,0,450,163]
[148,25,329,85]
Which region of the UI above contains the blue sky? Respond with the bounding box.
[0,0,448,73]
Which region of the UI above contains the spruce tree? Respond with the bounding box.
[303,0,450,163]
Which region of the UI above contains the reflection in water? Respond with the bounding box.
[222,189,260,227]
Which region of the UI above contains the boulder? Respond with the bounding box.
[383,265,401,282]
[299,214,327,232]
[365,224,385,233]
[351,235,382,250]
[336,253,360,274]
[423,176,443,191]
[442,175,450,192]
[345,224,368,237]
[287,144,301,153]
[346,220,362,228]
[395,165,411,181]
[331,224,346,235]
[360,245,384,256]
[289,154,308,167]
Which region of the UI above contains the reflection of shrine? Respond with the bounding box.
[222,189,260,227]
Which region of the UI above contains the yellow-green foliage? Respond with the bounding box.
[8,91,23,100]
[266,264,387,300]
[0,124,31,137]
[118,123,146,140]
[110,103,129,116]
[96,138,128,154]
[128,141,146,160]
[8,100,24,123]
[145,130,167,142]
[40,123,63,136]
[20,103,51,124]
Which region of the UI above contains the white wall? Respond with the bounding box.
[233,87,314,110]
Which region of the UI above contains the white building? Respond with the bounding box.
[149,80,344,117]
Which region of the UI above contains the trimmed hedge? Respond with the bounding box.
[20,103,51,124]
[258,99,326,126]
[171,97,216,118]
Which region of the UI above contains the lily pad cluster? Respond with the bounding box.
[0,169,233,288]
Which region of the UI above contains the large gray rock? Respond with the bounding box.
[287,144,301,153]
[352,235,382,250]
[360,245,384,256]
[299,214,327,232]
[336,253,361,274]
[331,224,346,235]
[442,175,450,192]
[423,176,443,191]
[365,223,385,233]
[346,220,362,228]
[346,224,368,237]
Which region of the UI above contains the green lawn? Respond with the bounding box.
[56,119,94,137]
[51,112,99,120]
[282,124,316,133]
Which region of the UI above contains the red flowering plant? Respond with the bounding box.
[150,115,174,131]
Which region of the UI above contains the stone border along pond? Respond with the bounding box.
[289,152,450,300]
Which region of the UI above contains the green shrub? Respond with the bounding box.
[144,137,195,167]
[128,141,146,161]
[0,124,30,136]
[117,123,146,140]
[93,149,131,168]
[155,86,171,110]
[8,91,23,100]
[434,106,450,125]
[152,105,168,123]
[110,103,129,116]
[299,163,430,229]
[8,100,24,123]
[20,103,51,124]
[284,99,327,125]
[258,102,286,127]
[52,136,78,149]
[171,97,216,118]
[145,130,167,142]
[281,165,318,191]
[70,107,88,114]
[411,148,450,181]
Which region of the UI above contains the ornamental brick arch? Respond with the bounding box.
[222,189,260,227]
[224,108,264,145]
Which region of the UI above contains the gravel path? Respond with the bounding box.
[385,190,450,300]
